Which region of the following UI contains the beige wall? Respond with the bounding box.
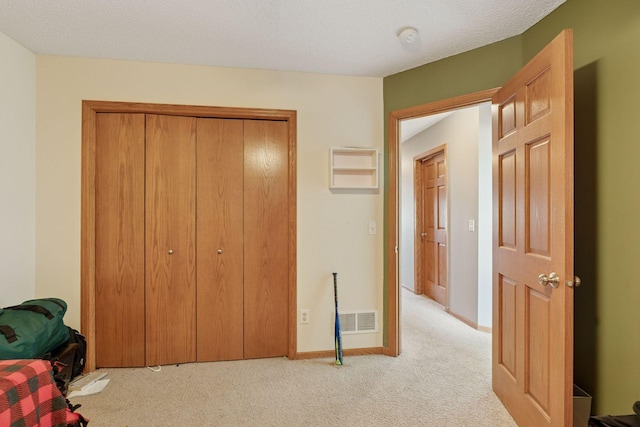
[0,32,36,306]
[35,56,384,352]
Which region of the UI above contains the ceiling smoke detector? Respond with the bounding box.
[398,27,419,47]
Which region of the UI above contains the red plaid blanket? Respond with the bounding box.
[0,359,86,427]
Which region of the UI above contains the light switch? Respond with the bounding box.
[369,221,377,235]
[468,220,475,232]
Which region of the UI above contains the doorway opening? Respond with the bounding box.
[386,89,498,355]
[387,31,576,425]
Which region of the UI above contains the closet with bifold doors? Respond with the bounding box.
[93,109,290,368]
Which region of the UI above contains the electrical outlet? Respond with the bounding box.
[300,309,310,324]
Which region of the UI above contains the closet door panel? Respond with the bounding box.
[145,114,197,366]
[243,120,289,359]
[196,118,244,362]
[95,113,146,367]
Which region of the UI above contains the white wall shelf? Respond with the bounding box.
[330,148,379,189]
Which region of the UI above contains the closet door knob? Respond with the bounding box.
[217,249,223,254]
[168,249,174,255]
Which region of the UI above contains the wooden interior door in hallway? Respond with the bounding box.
[416,150,447,306]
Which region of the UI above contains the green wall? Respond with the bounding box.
[383,0,640,415]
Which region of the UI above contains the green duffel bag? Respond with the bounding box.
[0,298,70,359]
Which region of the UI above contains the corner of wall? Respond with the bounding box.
[0,31,36,305]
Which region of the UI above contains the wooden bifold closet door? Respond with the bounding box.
[94,113,288,367]
[95,113,146,367]
[145,114,197,366]
[196,118,244,362]
[242,120,289,359]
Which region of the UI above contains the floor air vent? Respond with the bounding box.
[338,311,378,334]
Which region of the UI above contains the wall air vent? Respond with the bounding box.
[338,311,378,334]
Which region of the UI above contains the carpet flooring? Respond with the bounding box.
[72,289,516,426]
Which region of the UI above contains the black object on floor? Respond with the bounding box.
[589,402,640,427]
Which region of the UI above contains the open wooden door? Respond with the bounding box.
[492,30,574,426]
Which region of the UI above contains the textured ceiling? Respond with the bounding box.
[0,0,565,77]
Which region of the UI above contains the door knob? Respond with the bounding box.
[217,249,223,254]
[421,232,428,237]
[538,272,560,288]
[566,276,581,288]
[168,249,174,255]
